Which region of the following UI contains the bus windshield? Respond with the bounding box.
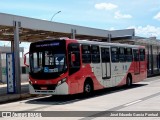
[29,40,67,79]
[30,51,67,74]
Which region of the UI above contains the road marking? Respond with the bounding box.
[144,78,160,83]
[80,92,160,120]
[124,99,142,107]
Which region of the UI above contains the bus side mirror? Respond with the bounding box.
[24,52,29,67]
[71,53,76,62]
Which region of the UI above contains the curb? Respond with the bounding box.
[0,93,37,104]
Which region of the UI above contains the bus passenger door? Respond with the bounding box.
[133,49,140,74]
[101,47,111,87]
[68,43,81,94]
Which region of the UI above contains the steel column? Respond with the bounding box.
[71,29,76,39]
[11,41,14,52]
[13,21,21,94]
[108,34,111,42]
[150,45,153,74]
[0,53,2,83]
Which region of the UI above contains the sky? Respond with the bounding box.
[0,0,160,50]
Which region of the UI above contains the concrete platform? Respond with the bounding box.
[0,76,160,120]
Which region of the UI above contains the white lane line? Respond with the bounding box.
[124,99,142,107]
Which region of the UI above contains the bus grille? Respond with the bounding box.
[32,84,57,90]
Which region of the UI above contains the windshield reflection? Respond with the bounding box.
[30,51,67,73]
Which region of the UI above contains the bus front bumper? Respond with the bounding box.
[29,82,69,95]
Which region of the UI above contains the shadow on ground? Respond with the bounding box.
[26,83,147,105]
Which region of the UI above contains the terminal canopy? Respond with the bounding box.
[0,13,134,43]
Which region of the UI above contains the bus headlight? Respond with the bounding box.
[29,79,32,84]
[57,78,67,86]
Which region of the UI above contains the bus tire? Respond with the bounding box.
[126,75,132,87]
[83,81,93,95]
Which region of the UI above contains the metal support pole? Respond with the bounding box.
[157,46,159,70]
[11,41,14,52]
[22,52,24,58]
[132,30,135,39]
[13,21,21,94]
[71,29,76,39]
[150,45,153,74]
[108,34,111,42]
[147,45,149,73]
[0,53,2,83]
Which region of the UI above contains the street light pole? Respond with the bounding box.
[51,11,61,21]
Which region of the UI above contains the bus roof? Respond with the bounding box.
[74,39,144,48]
[31,38,144,49]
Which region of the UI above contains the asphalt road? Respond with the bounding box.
[0,76,160,120]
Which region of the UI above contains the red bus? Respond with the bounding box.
[24,38,147,95]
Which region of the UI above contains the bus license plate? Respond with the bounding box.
[41,87,47,90]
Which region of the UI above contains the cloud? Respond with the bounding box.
[95,3,118,10]
[153,12,160,21]
[127,25,160,38]
[114,11,132,19]
[109,27,115,30]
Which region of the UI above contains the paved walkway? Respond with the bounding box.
[0,82,36,104]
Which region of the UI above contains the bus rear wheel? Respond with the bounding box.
[126,75,132,87]
[84,82,93,94]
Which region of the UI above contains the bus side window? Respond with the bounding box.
[68,43,80,75]
[111,47,119,62]
[140,49,145,61]
[119,47,125,62]
[91,45,100,63]
[81,44,91,63]
[133,49,139,61]
[125,48,133,62]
